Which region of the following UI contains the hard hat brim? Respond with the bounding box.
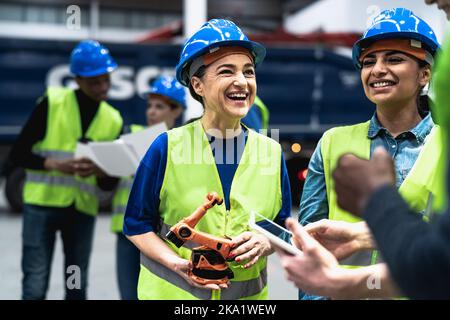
[176,39,266,87]
[144,92,187,110]
[72,63,118,78]
[352,32,440,70]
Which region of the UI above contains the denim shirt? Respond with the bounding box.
[299,112,435,226]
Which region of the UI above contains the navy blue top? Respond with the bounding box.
[123,126,292,236]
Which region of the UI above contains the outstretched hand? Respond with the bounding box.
[305,219,375,260]
[276,218,344,297]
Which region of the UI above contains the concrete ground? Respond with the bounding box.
[0,178,298,300]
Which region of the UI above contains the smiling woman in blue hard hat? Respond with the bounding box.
[110,75,186,300]
[275,2,450,300]
[290,8,443,299]
[122,19,292,300]
[8,40,123,300]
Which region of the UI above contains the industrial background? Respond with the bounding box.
[0,0,448,300]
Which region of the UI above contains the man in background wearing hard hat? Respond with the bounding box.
[9,40,123,300]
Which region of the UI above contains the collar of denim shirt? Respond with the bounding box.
[367,112,434,143]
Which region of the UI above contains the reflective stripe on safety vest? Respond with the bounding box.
[110,178,134,232]
[137,119,282,300]
[28,150,97,198]
[321,121,444,267]
[158,222,199,251]
[23,87,123,216]
[118,179,134,190]
[140,253,268,300]
[26,172,97,195]
[220,268,267,300]
[140,253,212,299]
[34,150,74,160]
[112,206,127,216]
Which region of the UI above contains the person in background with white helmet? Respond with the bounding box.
[110,75,186,300]
[123,19,292,300]
[288,8,442,299]
[9,40,123,300]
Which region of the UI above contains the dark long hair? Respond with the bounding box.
[417,59,431,118]
[188,65,207,107]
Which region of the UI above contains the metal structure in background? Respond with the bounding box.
[0,0,318,38]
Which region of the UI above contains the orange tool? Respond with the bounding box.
[166,192,234,285]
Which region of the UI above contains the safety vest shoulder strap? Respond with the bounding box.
[41,87,81,150]
[86,100,123,141]
[46,86,73,107]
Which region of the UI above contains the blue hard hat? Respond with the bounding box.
[70,40,117,77]
[352,8,440,69]
[147,75,187,110]
[175,19,266,86]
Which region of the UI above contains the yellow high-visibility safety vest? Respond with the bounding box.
[137,119,282,300]
[431,31,450,213]
[321,121,444,267]
[110,124,145,232]
[23,87,123,216]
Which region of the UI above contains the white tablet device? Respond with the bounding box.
[249,211,301,255]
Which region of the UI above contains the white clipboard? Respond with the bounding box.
[74,122,167,177]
